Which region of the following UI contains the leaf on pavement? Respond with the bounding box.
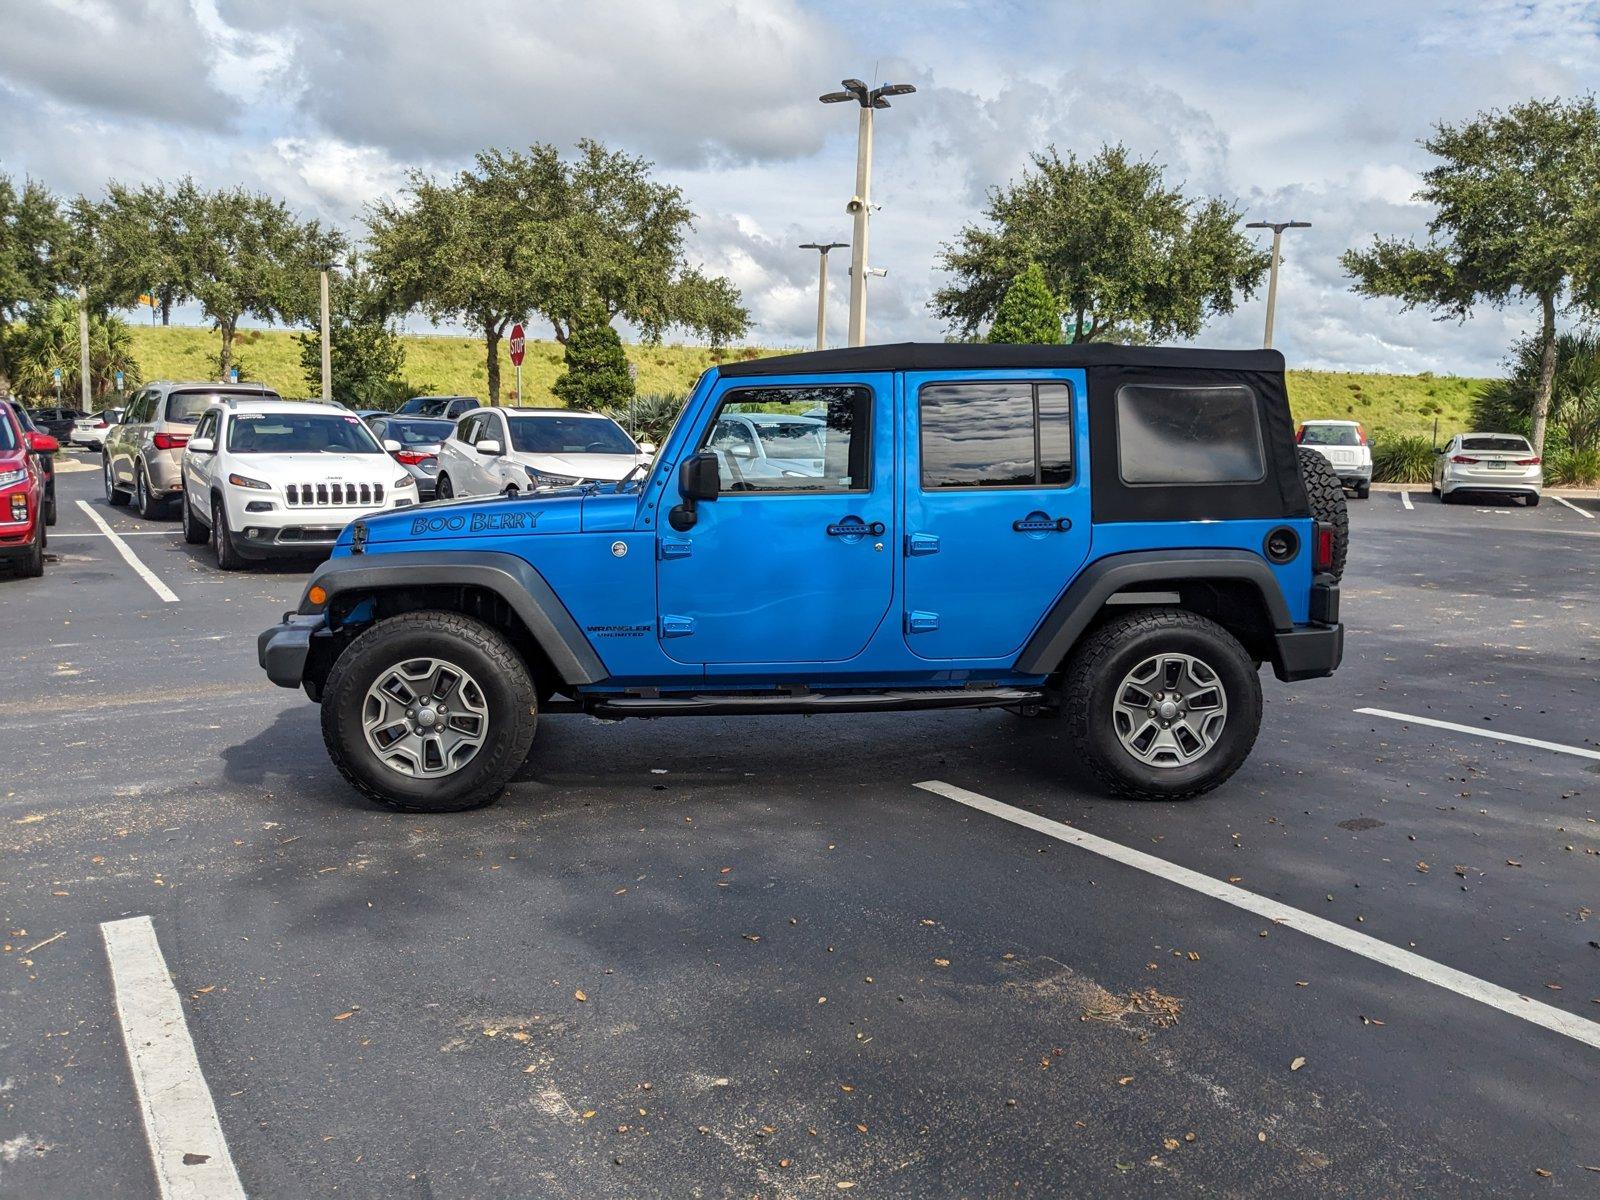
[1290,1056,1306,1071]
[574,990,587,1002]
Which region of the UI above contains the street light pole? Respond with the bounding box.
[820,78,915,347]
[76,285,92,413]
[799,242,848,349]
[318,266,333,403]
[1245,220,1311,350]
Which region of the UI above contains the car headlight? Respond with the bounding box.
[0,468,27,488]
[228,473,271,490]
[526,467,579,488]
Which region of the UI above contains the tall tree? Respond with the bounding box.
[1343,97,1600,454]
[99,180,190,324]
[2,296,139,402]
[174,182,344,378]
[988,263,1063,344]
[0,173,68,385]
[367,140,748,403]
[933,145,1267,344]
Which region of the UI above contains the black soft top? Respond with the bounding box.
[715,342,1285,377]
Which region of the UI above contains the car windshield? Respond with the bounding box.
[1301,425,1360,447]
[381,418,452,446]
[169,390,278,425]
[227,413,384,454]
[1461,435,1530,452]
[9,403,37,432]
[508,415,636,455]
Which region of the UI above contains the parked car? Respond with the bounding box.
[72,407,125,449]
[179,399,419,569]
[105,381,282,518]
[1432,432,1543,506]
[259,342,1346,813]
[0,402,56,578]
[365,415,453,500]
[706,410,825,482]
[1296,420,1371,498]
[5,401,56,526]
[397,395,480,420]
[434,408,652,498]
[26,405,80,443]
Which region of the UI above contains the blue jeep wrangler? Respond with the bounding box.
[258,343,1346,813]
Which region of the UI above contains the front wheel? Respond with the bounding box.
[319,611,539,812]
[212,496,246,570]
[1061,609,1262,801]
[181,488,209,543]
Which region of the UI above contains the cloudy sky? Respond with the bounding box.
[1,0,1596,374]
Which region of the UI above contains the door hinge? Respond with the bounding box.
[658,539,692,560]
[660,614,696,638]
[906,610,940,634]
[905,531,940,556]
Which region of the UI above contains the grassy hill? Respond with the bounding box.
[125,325,1490,441]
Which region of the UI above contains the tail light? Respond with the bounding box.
[1450,454,1479,464]
[394,449,430,466]
[152,432,189,450]
[1514,456,1541,466]
[93,418,108,428]
[1295,425,1306,443]
[1313,522,1335,572]
[1356,425,1367,445]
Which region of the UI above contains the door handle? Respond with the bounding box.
[827,520,885,538]
[1012,515,1072,533]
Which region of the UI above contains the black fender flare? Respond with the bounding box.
[1014,549,1292,675]
[297,550,607,686]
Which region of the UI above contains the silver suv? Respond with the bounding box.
[104,381,280,517]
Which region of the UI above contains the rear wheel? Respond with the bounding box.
[1062,608,1261,801]
[104,455,129,506]
[1354,481,1370,499]
[180,487,209,543]
[134,463,163,519]
[1526,493,1541,507]
[1297,447,1348,580]
[320,611,539,813]
[435,473,454,500]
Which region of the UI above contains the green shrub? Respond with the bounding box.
[1546,447,1600,487]
[1372,435,1438,483]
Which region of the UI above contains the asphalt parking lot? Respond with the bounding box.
[3,456,1598,1198]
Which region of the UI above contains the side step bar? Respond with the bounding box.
[584,687,1046,718]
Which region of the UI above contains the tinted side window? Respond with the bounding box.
[920,381,1074,489]
[1116,384,1265,485]
[455,415,481,444]
[699,386,870,493]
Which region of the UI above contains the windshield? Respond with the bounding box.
[1461,435,1530,452]
[227,413,384,454]
[380,418,452,446]
[508,415,636,455]
[169,390,279,425]
[1301,424,1361,447]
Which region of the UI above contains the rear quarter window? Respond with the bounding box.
[1115,384,1266,485]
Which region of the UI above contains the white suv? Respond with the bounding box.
[434,408,652,499]
[179,399,419,569]
[1296,420,1372,498]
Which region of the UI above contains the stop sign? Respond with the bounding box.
[508,323,526,367]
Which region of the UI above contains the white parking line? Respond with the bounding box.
[1551,494,1596,519]
[1400,490,1414,510]
[75,501,180,603]
[1354,707,1600,761]
[101,917,246,1199]
[916,780,1600,1052]
[51,530,174,537]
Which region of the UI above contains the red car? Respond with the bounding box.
[0,402,56,578]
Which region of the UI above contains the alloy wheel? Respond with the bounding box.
[1111,652,1228,768]
[361,657,490,779]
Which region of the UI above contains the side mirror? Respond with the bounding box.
[669,451,720,531]
[639,441,657,455]
[475,438,503,456]
[382,438,403,454]
[25,432,59,454]
[188,436,215,454]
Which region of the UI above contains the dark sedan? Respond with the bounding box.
[365,414,453,500]
[27,405,81,443]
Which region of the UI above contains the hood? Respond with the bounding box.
[342,489,587,548]
[220,452,401,484]
[513,451,650,483]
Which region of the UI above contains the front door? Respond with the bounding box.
[655,375,894,666]
[902,372,1092,661]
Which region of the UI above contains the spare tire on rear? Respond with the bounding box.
[1297,446,1349,581]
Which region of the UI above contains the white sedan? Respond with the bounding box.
[434,408,653,499]
[71,408,124,449]
[1432,432,1543,506]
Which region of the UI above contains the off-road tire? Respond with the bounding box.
[320,611,539,813]
[212,496,246,571]
[1061,608,1262,802]
[180,487,209,543]
[104,455,129,506]
[1297,447,1348,580]
[435,473,454,500]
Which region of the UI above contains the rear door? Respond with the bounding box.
[902,371,1091,661]
[655,374,895,666]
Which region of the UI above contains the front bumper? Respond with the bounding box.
[257,613,328,689]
